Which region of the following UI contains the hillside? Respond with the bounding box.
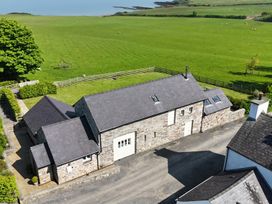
[176,0,272,5]
[4,15,272,89]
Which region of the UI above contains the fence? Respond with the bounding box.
[154,67,256,94]
[54,67,156,87]
[53,66,257,94]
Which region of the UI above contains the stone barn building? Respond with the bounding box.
[23,73,244,184]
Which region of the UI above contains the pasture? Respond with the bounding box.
[132,4,272,16]
[181,0,272,5]
[5,15,272,89]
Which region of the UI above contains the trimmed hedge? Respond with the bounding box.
[19,82,57,99]
[0,175,19,203]
[0,118,7,159]
[0,88,21,121]
[0,81,16,87]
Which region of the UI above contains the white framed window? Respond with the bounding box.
[66,164,72,173]
[189,107,193,114]
[168,110,175,126]
[180,109,185,116]
[83,155,92,163]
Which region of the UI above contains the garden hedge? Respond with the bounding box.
[0,88,21,121]
[0,175,19,203]
[19,82,57,99]
[228,96,250,114]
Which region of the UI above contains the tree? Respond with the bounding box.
[245,55,259,74]
[0,18,43,79]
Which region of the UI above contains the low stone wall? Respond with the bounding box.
[202,108,245,132]
[56,154,98,184]
[38,166,53,185]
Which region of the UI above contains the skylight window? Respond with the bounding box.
[212,96,221,103]
[204,99,212,106]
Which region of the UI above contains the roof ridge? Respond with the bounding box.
[84,74,188,100]
[44,96,70,119]
[41,116,81,130]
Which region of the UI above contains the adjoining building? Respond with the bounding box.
[177,97,272,204]
[24,73,244,184]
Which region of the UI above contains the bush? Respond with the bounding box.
[0,160,6,172]
[0,88,21,121]
[228,96,250,114]
[31,176,38,184]
[0,175,19,203]
[19,82,57,99]
[0,81,16,87]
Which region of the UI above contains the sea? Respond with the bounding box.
[0,0,159,16]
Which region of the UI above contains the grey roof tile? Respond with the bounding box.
[178,169,261,201]
[41,117,99,166]
[23,96,76,135]
[228,113,272,171]
[83,74,206,132]
[203,88,232,115]
[30,143,51,169]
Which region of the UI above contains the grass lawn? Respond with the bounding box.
[132,4,272,16]
[2,15,272,89]
[23,72,169,108]
[198,82,251,100]
[182,0,272,5]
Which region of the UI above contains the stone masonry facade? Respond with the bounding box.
[56,154,98,184]
[202,108,245,132]
[98,102,203,167]
[38,166,53,185]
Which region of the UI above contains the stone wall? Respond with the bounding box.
[56,154,98,184]
[99,102,203,167]
[38,166,53,185]
[202,108,245,132]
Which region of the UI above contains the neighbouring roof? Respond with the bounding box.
[228,113,272,171]
[177,169,271,202]
[23,96,76,135]
[30,143,51,169]
[40,117,99,166]
[203,88,232,115]
[82,74,206,132]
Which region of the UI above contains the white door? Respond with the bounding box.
[113,132,136,161]
[184,120,193,137]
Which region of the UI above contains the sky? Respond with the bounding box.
[0,0,157,16]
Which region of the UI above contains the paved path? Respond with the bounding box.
[29,120,244,204]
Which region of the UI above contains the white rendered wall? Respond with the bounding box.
[249,102,269,120]
[225,149,272,188]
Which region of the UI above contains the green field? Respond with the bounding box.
[180,0,272,5]
[23,72,169,108]
[5,15,272,89]
[133,4,272,16]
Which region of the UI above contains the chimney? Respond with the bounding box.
[249,95,269,120]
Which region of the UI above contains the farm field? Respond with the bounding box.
[5,15,272,89]
[23,72,169,108]
[180,0,272,5]
[132,4,272,16]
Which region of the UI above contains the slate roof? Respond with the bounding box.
[23,96,76,135]
[40,117,99,166]
[83,74,206,132]
[228,113,272,171]
[177,169,260,202]
[203,88,232,115]
[30,143,51,169]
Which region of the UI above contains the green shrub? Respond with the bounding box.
[19,82,57,99]
[0,88,21,121]
[0,160,6,172]
[31,176,38,184]
[228,96,250,114]
[0,175,19,203]
[0,81,16,87]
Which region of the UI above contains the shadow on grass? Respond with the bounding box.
[154,148,225,204]
[256,66,272,73]
[230,80,269,93]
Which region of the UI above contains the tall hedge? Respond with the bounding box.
[0,88,21,121]
[19,82,57,99]
[0,175,19,203]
